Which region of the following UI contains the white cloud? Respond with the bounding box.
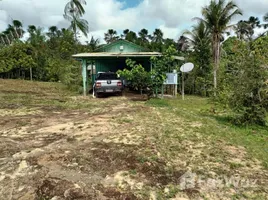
[0,0,267,43]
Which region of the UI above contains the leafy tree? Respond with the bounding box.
[104,29,119,44]
[117,59,151,95]
[0,42,36,79]
[198,0,242,92]
[163,38,177,52]
[227,36,268,125]
[150,45,178,95]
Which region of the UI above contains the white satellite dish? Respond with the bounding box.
[180,63,194,73]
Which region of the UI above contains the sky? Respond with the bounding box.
[0,0,267,43]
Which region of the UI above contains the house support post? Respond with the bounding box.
[82,59,88,96]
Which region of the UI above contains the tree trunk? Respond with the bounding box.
[213,33,220,96]
[30,67,33,81]
[5,35,10,45]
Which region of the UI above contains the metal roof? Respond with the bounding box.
[72,52,162,58]
[72,52,185,61]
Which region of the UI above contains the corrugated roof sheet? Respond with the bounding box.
[72,52,162,58]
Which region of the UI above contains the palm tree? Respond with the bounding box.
[121,29,129,39]
[27,26,46,47]
[177,35,190,52]
[263,13,268,29]
[125,31,137,43]
[0,33,6,45]
[64,11,89,40]
[151,28,164,43]
[64,0,89,40]
[65,0,86,17]
[12,20,24,38]
[47,26,61,38]
[28,25,37,34]
[2,30,11,45]
[184,21,210,48]
[138,28,149,44]
[104,29,119,44]
[7,25,16,40]
[235,20,251,40]
[87,36,99,51]
[197,0,242,92]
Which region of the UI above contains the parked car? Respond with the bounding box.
[93,72,123,97]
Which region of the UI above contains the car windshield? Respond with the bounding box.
[96,73,119,80]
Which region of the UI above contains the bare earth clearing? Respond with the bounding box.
[0,79,267,200]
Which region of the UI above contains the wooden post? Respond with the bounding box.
[182,72,185,100]
[82,59,88,96]
[161,85,164,99]
[30,67,32,81]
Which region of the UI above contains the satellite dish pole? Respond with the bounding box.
[182,69,185,100]
[180,63,194,100]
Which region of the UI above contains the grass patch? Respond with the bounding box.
[146,98,171,107]
[146,95,268,169]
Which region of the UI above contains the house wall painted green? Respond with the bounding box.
[95,40,148,53]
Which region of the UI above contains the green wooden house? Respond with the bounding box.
[73,39,161,96]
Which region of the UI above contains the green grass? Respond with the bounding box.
[147,96,268,168]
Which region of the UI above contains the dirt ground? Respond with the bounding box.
[0,80,267,200]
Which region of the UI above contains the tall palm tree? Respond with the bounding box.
[47,26,61,38]
[197,0,242,92]
[27,26,46,47]
[263,13,268,29]
[7,25,16,40]
[235,17,260,41]
[125,31,137,43]
[87,36,99,51]
[138,28,149,43]
[235,20,251,40]
[12,20,24,38]
[64,0,88,40]
[121,29,129,39]
[0,33,6,45]
[64,0,86,17]
[184,21,211,48]
[3,30,11,45]
[151,28,164,43]
[66,13,89,40]
[104,29,119,44]
[177,35,190,52]
[28,25,37,34]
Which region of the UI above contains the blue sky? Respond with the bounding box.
[118,0,143,9]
